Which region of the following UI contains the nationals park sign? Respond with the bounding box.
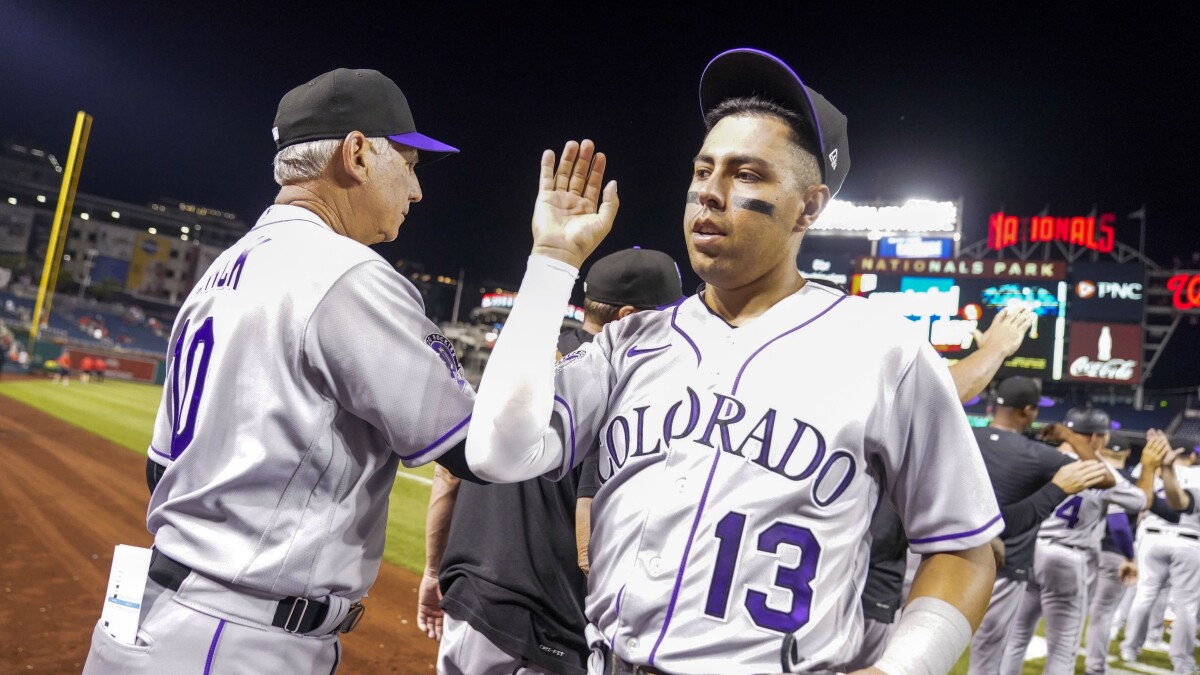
[856,257,1067,280]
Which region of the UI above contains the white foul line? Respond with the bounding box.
[396,471,433,486]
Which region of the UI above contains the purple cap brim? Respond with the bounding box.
[388,131,459,154]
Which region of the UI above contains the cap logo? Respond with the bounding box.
[828,148,838,170]
[272,127,280,142]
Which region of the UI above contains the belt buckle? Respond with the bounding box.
[337,602,366,634]
[283,597,310,633]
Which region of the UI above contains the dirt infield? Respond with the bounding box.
[0,394,439,672]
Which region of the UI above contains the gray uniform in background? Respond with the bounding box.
[1121,478,1200,674]
[1001,462,1144,675]
[84,69,473,674]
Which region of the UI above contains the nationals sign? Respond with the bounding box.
[1065,322,1141,384]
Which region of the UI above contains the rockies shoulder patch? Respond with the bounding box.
[555,348,586,373]
[425,333,467,388]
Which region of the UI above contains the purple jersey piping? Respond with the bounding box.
[203,619,226,674]
[909,513,1004,544]
[401,414,471,461]
[609,584,627,645]
[731,294,848,395]
[649,291,846,664]
[150,444,171,460]
[670,303,702,365]
[648,442,725,665]
[554,395,578,471]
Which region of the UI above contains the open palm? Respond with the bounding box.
[531,139,619,268]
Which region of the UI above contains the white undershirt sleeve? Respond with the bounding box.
[465,254,579,482]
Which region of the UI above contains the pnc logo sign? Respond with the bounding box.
[1075,280,1142,300]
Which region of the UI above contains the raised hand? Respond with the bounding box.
[531,140,619,269]
[973,306,1035,356]
[1141,429,1172,470]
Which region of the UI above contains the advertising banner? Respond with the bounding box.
[1065,322,1141,384]
[854,272,1066,378]
[0,203,35,254]
[1068,262,1145,322]
[878,236,953,259]
[126,234,173,298]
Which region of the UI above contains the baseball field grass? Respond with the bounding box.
[0,376,435,574]
[1,376,1192,675]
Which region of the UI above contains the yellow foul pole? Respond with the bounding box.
[29,111,92,350]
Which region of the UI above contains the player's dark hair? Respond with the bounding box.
[704,96,819,157]
[704,96,822,189]
[584,298,620,326]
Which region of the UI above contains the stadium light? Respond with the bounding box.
[148,227,157,235]
[181,234,189,241]
[37,195,46,203]
[811,198,959,236]
[80,212,89,220]
[6,197,15,205]
[111,211,120,219]
[181,226,190,234]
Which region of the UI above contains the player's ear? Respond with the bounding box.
[339,131,371,185]
[616,305,638,320]
[794,183,830,234]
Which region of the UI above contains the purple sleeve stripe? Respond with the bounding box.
[203,619,226,675]
[732,294,847,395]
[554,395,577,471]
[150,444,171,460]
[670,303,702,365]
[908,513,1004,545]
[401,414,472,461]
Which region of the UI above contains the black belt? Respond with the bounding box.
[1038,537,1090,551]
[600,643,667,675]
[148,549,365,635]
[1146,528,1200,541]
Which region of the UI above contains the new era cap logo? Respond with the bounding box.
[272,126,280,141]
[1076,280,1096,299]
[828,148,838,170]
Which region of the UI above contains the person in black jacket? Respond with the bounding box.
[418,248,681,675]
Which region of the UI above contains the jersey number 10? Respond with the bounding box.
[704,511,822,633]
[168,317,215,459]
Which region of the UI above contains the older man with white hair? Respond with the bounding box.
[84,68,478,674]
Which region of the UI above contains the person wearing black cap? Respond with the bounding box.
[420,248,682,675]
[464,49,1006,675]
[85,69,476,673]
[967,379,1117,675]
[1120,431,1200,673]
[1000,406,1154,675]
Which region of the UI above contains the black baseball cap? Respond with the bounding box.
[994,376,1047,409]
[584,248,683,309]
[273,68,458,164]
[699,48,850,196]
[1064,407,1112,434]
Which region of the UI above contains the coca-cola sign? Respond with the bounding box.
[1065,322,1141,384]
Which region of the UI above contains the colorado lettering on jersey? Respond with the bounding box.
[598,387,853,501]
[195,236,272,295]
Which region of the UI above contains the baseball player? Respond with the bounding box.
[853,306,1035,667]
[1084,438,1186,675]
[84,68,476,674]
[419,248,682,675]
[465,48,1003,675]
[80,355,94,383]
[999,408,1151,675]
[968,379,1116,675]
[1120,432,1200,674]
[55,349,71,385]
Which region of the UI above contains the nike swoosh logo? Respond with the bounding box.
[627,345,670,358]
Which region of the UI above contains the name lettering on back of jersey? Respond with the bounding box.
[195,236,272,295]
[425,334,467,389]
[599,387,854,502]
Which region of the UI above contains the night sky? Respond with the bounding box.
[3,3,1199,387]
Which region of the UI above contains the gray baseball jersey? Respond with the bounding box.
[1037,461,1145,548]
[545,283,1002,673]
[146,205,474,600]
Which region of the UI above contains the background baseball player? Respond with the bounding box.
[464,48,1003,675]
[419,247,682,675]
[968,378,1116,675]
[1120,431,1200,674]
[999,407,1151,675]
[84,68,477,674]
